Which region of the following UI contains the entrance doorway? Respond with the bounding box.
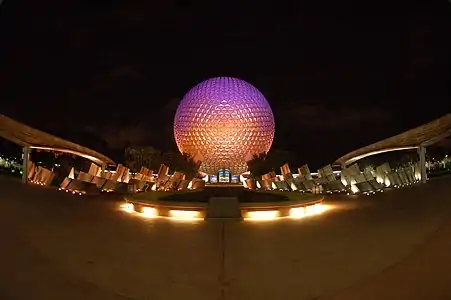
[218,168,231,183]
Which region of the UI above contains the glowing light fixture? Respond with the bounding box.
[246,210,279,220]
[384,177,391,187]
[350,184,360,194]
[290,203,325,218]
[289,207,305,218]
[141,206,158,218]
[256,181,262,189]
[122,203,134,213]
[305,205,316,214]
[313,203,324,213]
[169,209,201,220]
[187,180,193,189]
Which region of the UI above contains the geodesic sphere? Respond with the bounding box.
[173,77,275,174]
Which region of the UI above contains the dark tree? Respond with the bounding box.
[266,149,295,170]
[124,146,161,172]
[30,150,56,170]
[170,152,199,180]
[247,152,272,180]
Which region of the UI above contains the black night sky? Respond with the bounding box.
[1,0,451,169]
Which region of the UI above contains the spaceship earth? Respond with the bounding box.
[173,77,275,174]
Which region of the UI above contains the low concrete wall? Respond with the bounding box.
[125,193,324,220]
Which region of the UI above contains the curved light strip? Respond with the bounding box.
[29,146,107,165]
[343,146,419,166]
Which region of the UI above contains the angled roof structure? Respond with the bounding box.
[335,114,451,166]
[0,114,115,165]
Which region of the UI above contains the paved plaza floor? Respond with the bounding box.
[1,176,451,300]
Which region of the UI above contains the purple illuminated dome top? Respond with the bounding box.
[173,77,275,174]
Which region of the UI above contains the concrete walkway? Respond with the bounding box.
[1,177,451,300]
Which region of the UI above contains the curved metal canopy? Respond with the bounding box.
[335,114,451,166]
[0,114,115,165]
